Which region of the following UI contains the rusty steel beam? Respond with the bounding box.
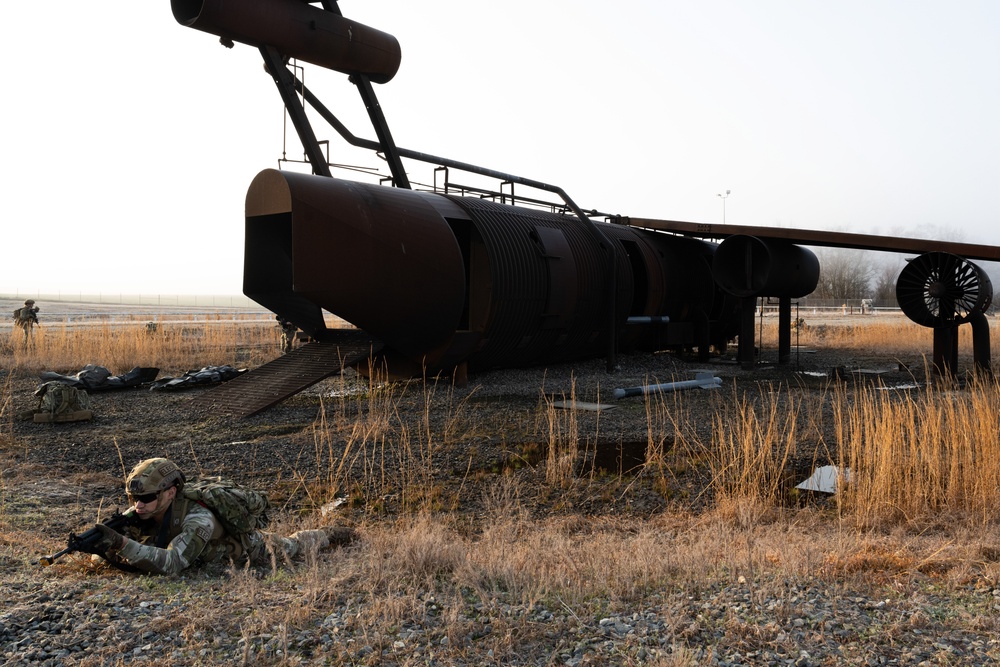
[171,0,402,83]
[260,46,332,177]
[625,218,1000,263]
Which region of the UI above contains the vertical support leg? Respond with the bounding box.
[738,296,756,370]
[778,297,791,365]
[260,46,332,178]
[969,312,992,375]
[932,327,959,377]
[353,75,410,189]
[695,308,710,362]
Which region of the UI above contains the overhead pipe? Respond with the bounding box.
[170,0,402,83]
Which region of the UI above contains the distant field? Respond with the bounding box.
[0,297,351,331]
[2,296,908,325]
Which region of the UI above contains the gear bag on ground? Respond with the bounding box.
[35,381,90,417]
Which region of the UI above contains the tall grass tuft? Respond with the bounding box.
[705,385,803,525]
[310,363,478,515]
[0,373,13,450]
[835,376,1000,527]
[539,377,582,489]
[643,376,707,498]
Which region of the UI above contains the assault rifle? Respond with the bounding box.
[37,509,140,567]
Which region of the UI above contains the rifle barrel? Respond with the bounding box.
[36,509,137,567]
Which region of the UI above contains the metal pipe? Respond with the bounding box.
[171,0,402,83]
[613,373,721,399]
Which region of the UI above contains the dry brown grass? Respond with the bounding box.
[835,376,1000,527]
[7,314,1000,534]
[3,316,277,376]
[5,312,1000,664]
[759,313,1000,359]
[276,317,1000,535]
[539,377,587,489]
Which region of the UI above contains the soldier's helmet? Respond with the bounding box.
[126,458,186,496]
[24,299,34,306]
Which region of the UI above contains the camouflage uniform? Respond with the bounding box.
[99,458,340,575]
[13,299,39,346]
[276,316,297,353]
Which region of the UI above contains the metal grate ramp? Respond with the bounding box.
[191,330,382,418]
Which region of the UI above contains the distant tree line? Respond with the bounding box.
[807,248,903,308]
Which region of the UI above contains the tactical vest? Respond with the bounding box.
[14,307,35,326]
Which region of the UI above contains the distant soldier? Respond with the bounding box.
[92,458,355,575]
[276,316,297,354]
[12,299,39,346]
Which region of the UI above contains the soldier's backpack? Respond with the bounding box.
[182,478,272,536]
[13,308,25,325]
[34,381,91,419]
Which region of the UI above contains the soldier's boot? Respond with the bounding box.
[286,529,329,556]
[285,526,358,558]
[323,526,358,547]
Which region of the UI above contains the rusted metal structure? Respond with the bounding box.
[169,1,997,413]
[243,170,735,380]
[628,219,1000,374]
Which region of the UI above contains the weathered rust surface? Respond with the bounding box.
[712,235,819,298]
[243,171,743,376]
[244,170,467,369]
[191,330,382,418]
[171,0,402,83]
[625,218,1000,262]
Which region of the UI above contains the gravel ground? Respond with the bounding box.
[3,332,999,665]
[2,550,998,666]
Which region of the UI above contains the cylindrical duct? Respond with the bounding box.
[244,170,466,366]
[896,252,992,327]
[171,0,402,83]
[712,235,819,298]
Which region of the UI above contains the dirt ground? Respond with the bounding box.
[2,317,934,540]
[6,300,1000,666]
[2,296,967,545]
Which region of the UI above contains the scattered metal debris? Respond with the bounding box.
[613,372,722,399]
[320,496,349,516]
[552,400,616,412]
[796,465,852,494]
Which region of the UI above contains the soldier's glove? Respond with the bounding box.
[93,524,127,554]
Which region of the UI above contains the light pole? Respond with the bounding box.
[716,189,731,224]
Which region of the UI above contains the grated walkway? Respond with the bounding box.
[191,330,382,417]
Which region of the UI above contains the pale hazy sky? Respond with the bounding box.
[5,1,1000,295]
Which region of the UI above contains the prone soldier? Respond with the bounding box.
[87,458,355,575]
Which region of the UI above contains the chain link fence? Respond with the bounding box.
[2,293,266,310]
